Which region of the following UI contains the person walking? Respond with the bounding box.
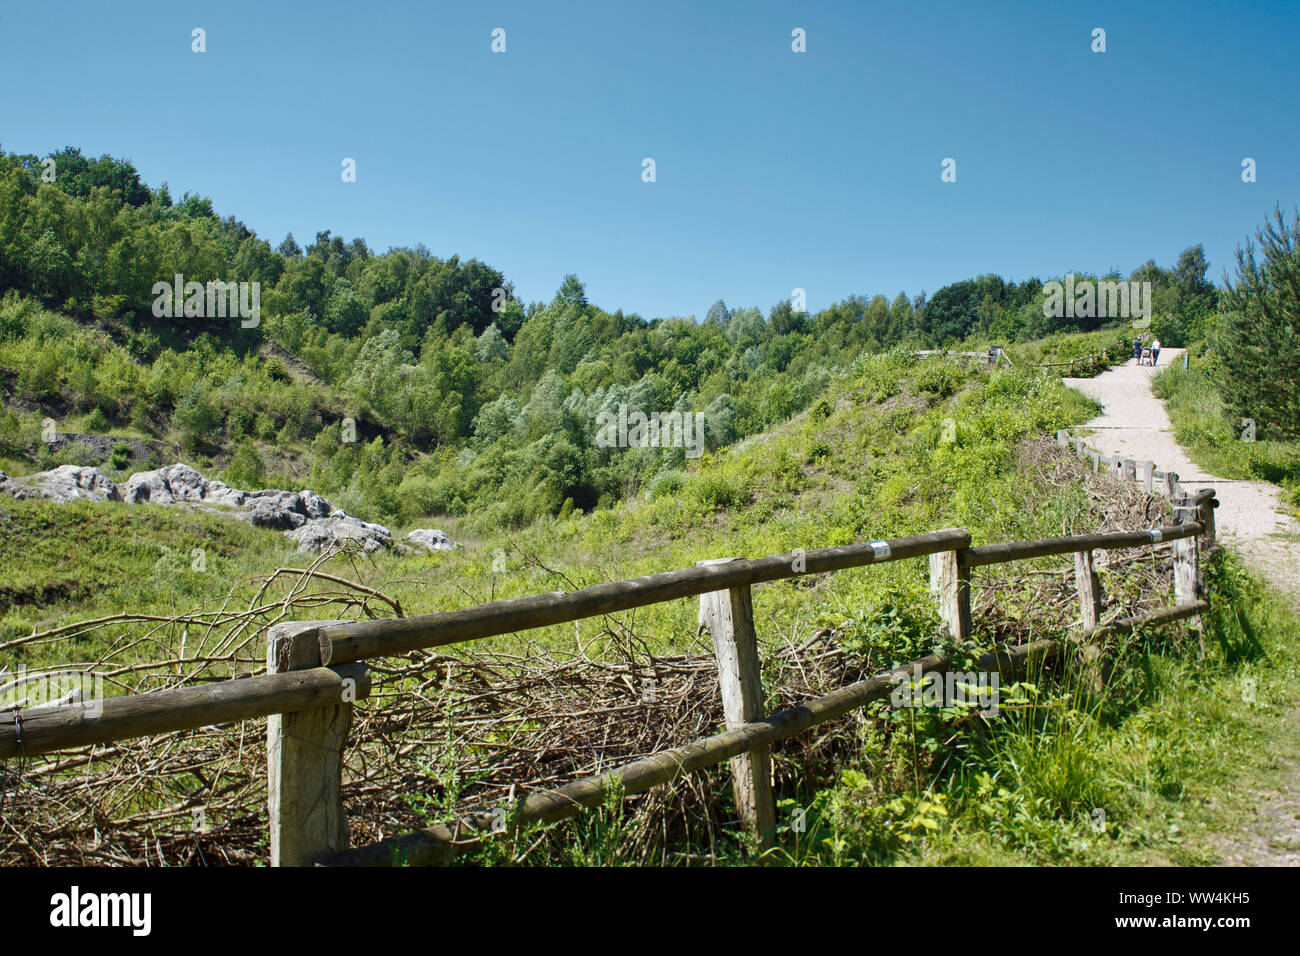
[1133,338,1142,363]
[1151,338,1161,366]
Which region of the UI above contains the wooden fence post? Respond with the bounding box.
[929,549,972,643]
[1074,550,1102,629]
[697,560,775,846]
[1198,489,1217,548]
[1164,471,1179,500]
[1123,459,1137,483]
[1072,545,1107,695]
[1171,501,1203,649]
[1144,461,1156,494]
[1056,429,1070,448]
[268,620,354,866]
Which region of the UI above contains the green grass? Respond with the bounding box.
[1153,360,1300,510]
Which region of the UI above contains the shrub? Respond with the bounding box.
[645,469,684,500]
[110,442,132,472]
[222,439,265,489]
[688,472,747,512]
[806,439,831,462]
[82,407,109,433]
[396,473,444,522]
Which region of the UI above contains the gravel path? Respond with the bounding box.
[1065,349,1300,866]
[1064,349,1300,613]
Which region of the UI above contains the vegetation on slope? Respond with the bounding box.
[0,145,1224,530]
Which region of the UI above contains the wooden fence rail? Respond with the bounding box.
[323,597,1209,867]
[1,434,1218,866]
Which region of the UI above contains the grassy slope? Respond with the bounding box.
[4,348,1296,865]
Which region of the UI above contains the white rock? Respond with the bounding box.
[407,528,456,551]
[0,465,121,503]
[122,467,174,505]
[4,458,397,556]
[286,514,393,554]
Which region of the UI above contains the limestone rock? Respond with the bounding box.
[407,528,456,551]
[0,465,121,503]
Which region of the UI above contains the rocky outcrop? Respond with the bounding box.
[407,528,456,551]
[123,464,246,508]
[288,513,395,554]
[0,462,430,555]
[0,465,121,503]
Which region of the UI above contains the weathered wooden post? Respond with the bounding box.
[1074,550,1102,629]
[1056,429,1070,448]
[1164,471,1180,500]
[1073,438,1086,461]
[1123,459,1137,483]
[1144,461,1156,494]
[267,620,361,866]
[1171,500,1203,650]
[1197,489,1217,548]
[929,548,972,643]
[697,560,775,847]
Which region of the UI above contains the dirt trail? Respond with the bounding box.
[1065,349,1300,866]
[1064,349,1300,613]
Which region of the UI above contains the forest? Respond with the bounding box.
[0,146,1234,529]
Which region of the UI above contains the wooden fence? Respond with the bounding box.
[913,348,1014,367]
[1032,348,1115,373]
[0,438,1218,866]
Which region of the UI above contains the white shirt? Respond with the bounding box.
[1152,340,1161,350]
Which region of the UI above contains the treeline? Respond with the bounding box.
[0,145,1230,528]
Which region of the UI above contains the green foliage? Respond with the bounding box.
[817,580,942,666]
[1213,205,1300,441]
[1153,361,1300,508]
[222,438,265,489]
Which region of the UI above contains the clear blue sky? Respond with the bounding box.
[2,0,1296,318]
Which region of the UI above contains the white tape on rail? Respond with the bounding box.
[870,541,891,560]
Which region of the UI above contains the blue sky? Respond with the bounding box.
[2,0,1296,318]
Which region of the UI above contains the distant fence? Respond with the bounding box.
[914,347,1117,375]
[0,441,1218,866]
[1032,348,1115,374]
[914,348,1013,367]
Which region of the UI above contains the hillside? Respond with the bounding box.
[0,146,1220,536]
[8,346,1298,867]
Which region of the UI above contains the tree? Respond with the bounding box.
[1214,206,1300,440]
[1173,244,1219,338]
[325,280,367,335]
[278,233,302,259]
[475,322,509,362]
[553,274,588,309]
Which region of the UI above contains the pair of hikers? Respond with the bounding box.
[1132,337,1162,366]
